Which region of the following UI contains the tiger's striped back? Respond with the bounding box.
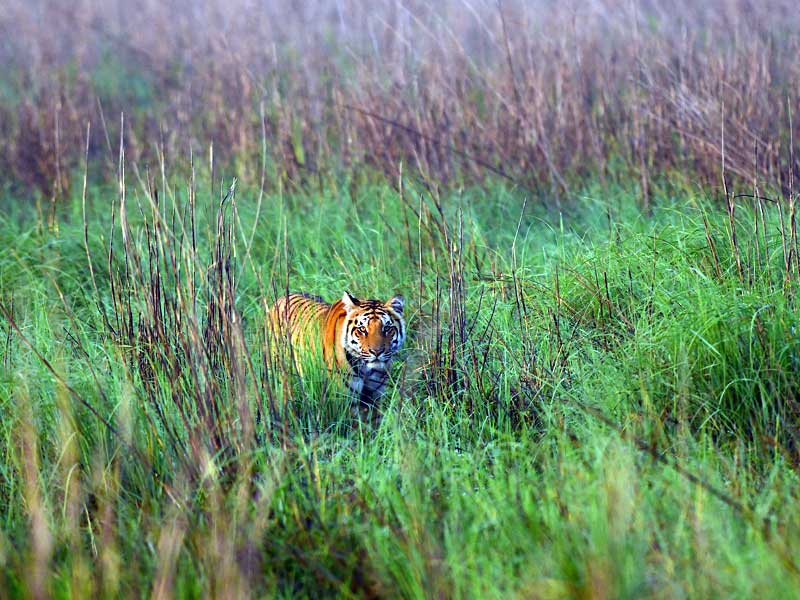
[266,291,406,408]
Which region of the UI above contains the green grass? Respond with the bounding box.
[1,173,800,598]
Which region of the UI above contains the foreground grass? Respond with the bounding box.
[1,174,800,598]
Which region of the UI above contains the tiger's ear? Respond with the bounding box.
[342,291,360,313]
[386,294,405,316]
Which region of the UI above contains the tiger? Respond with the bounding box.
[266,291,406,409]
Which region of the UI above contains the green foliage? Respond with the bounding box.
[91,48,158,110]
[1,175,800,598]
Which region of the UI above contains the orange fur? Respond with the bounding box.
[267,291,406,406]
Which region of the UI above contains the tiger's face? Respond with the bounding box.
[341,291,405,368]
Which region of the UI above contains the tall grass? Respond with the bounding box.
[1,0,799,204]
[2,160,800,595]
[3,3,800,594]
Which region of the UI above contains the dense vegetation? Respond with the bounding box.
[2,0,800,597]
[2,170,800,597]
[2,0,799,202]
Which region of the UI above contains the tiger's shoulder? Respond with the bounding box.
[267,292,338,360]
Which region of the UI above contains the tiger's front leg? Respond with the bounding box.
[348,363,390,416]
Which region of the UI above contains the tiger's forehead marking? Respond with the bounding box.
[353,312,392,326]
[350,303,394,325]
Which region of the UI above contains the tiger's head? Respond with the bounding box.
[340,291,406,369]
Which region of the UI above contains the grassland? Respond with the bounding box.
[3,0,800,597]
[2,0,799,202]
[2,168,800,598]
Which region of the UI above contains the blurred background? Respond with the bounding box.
[2,0,798,205]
